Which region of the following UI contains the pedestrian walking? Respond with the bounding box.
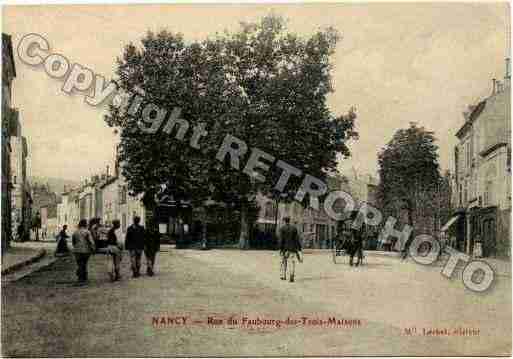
[71,219,96,285]
[106,220,122,281]
[349,226,364,266]
[125,216,145,278]
[55,225,70,256]
[144,227,160,276]
[17,222,23,242]
[279,217,302,283]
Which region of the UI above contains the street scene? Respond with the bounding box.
[1,3,512,357]
[2,245,511,356]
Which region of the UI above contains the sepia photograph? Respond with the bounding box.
[1,2,511,357]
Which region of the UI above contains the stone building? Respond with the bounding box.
[9,110,32,241]
[100,173,145,242]
[40,204,58,239]
[253,169,378,249]
[254,192,336,249]
[30,183,58,240]
[57,188,80,232]
[451,59,511,258]
[2,33,16,251]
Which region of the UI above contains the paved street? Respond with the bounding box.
[2,248,511,357]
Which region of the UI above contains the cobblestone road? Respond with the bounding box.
[1,248,511,356]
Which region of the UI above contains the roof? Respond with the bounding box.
[455,100,486,139]
[100,176,118,189]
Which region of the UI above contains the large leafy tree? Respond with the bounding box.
[377,123,441,231]
[105,15,358,248]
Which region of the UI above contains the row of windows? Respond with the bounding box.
[459,179,494,207]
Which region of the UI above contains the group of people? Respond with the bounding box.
[55,216,160,285]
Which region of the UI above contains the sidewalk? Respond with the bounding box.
[1,243,46,275]
[1,241,58,282]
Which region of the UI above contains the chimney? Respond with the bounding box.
[106,165,110,178]
[492,78,497,95]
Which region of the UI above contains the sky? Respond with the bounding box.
[3,3,511,182]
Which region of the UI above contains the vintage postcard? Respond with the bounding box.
[1,2,511,357]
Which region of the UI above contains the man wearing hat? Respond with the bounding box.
[279,217,302,282]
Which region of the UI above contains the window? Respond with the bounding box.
[463,180,468,204]
[484,180,493,206]
[122,213,127,233]
[465,141,471,168]
[508,148,511,172]
[119,185,127,204]
[267,202,277,219]
[264,202,274,219]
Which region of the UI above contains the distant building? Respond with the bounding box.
[57,188,80,232]
[9,109,32,241]
[253,169,378,249]
[78,179,99,223]
[31,183,58,240]
[340,168,379,206]
[40,204,58,239]
[101,176,119,226]
[451,59,511,258]
[2,33,16,251]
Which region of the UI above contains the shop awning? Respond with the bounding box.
[441,215,460,232]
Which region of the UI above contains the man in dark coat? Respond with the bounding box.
[349,225,364,266]
[125,216,146,277]
[144,227,160,276]
[279,217,302,282]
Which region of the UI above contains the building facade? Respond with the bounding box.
[254,170,378,249]
[2,33,16,251]
[57,188,80,232]
[31,183,58,240]
[453,59,511,258]
[9,110,32,241]
[40,204,58,239]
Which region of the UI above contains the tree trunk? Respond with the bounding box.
[142,190,158,234]
[239,202,249,250]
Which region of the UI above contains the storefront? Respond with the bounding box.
[154,196,193,246]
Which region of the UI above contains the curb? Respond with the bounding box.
[1,249,47,276]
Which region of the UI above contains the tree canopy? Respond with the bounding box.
[377,122,441,228]
[105,15,358,247]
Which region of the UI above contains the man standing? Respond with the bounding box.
[144,226,160,276]
[107,219,122,281]
[125,216,145,278]
[349,225,364,266]
[279,217,302,283]
[72,219,96,285]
